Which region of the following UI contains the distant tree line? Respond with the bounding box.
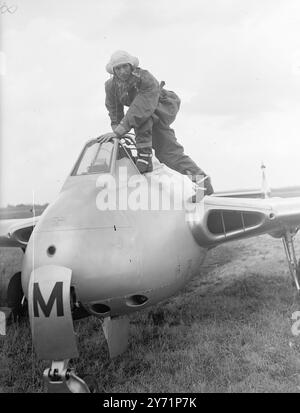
[4,203,49,209]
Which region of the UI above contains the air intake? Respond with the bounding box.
[126,295,148,307]
[186,196,278,248]
[207,210,264,235]
[90,303,111,315]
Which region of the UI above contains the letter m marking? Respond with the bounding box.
[33,282,64,317]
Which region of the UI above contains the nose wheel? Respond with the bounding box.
[44,360,91,393]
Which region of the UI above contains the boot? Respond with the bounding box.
[192,173,214,195]
[204,176,214,195]
[188,173,214,202]
[136,148,153,174]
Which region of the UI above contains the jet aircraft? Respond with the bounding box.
[1,134,300,392]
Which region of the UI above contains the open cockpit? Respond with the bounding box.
[72,135,161,177]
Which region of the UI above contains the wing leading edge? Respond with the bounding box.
[188,196,300,248]
[0,216,39,248]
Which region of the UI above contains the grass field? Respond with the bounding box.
[1,234,300,393]
[0,205,46,220]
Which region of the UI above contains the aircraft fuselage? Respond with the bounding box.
[21,166,207,318]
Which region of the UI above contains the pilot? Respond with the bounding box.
[98,50,214,195]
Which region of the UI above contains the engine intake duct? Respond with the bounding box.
[187,196,300,248]
[207,210,264,236]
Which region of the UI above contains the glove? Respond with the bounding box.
[204,176,214,195]
[96,132,120,144]
[194,174,214,195]
[186,171,214,197]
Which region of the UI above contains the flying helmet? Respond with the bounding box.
[106,50,139,74]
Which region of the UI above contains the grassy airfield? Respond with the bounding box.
[1,234,300,393]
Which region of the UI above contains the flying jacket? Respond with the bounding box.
[104,68,181,136]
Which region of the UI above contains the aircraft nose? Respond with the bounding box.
[21,222,140,310]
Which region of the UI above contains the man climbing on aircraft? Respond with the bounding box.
[98,50,214,195]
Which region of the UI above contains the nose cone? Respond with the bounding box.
[21,176,139,304]
[35,174,128,232]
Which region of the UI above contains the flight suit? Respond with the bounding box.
[104,68,206,177]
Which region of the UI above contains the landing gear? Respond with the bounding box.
[0,272,27,322]
[282,230,300,291]
[44,360,90,393]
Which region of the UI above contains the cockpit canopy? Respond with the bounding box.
[72,135,160,176]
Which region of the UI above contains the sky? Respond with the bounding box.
[1,0,300,206]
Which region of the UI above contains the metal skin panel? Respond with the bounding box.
[22,227,140,302]
[125,209,206,293]
[21,167,206,319]
[34,174,130,233]
[22,212,205,317]
[28,265,79,360]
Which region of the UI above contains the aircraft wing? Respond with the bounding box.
[213,189,265,198]
[0,216,39,248]
[188,196,300,248]
[214,186,300,199]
